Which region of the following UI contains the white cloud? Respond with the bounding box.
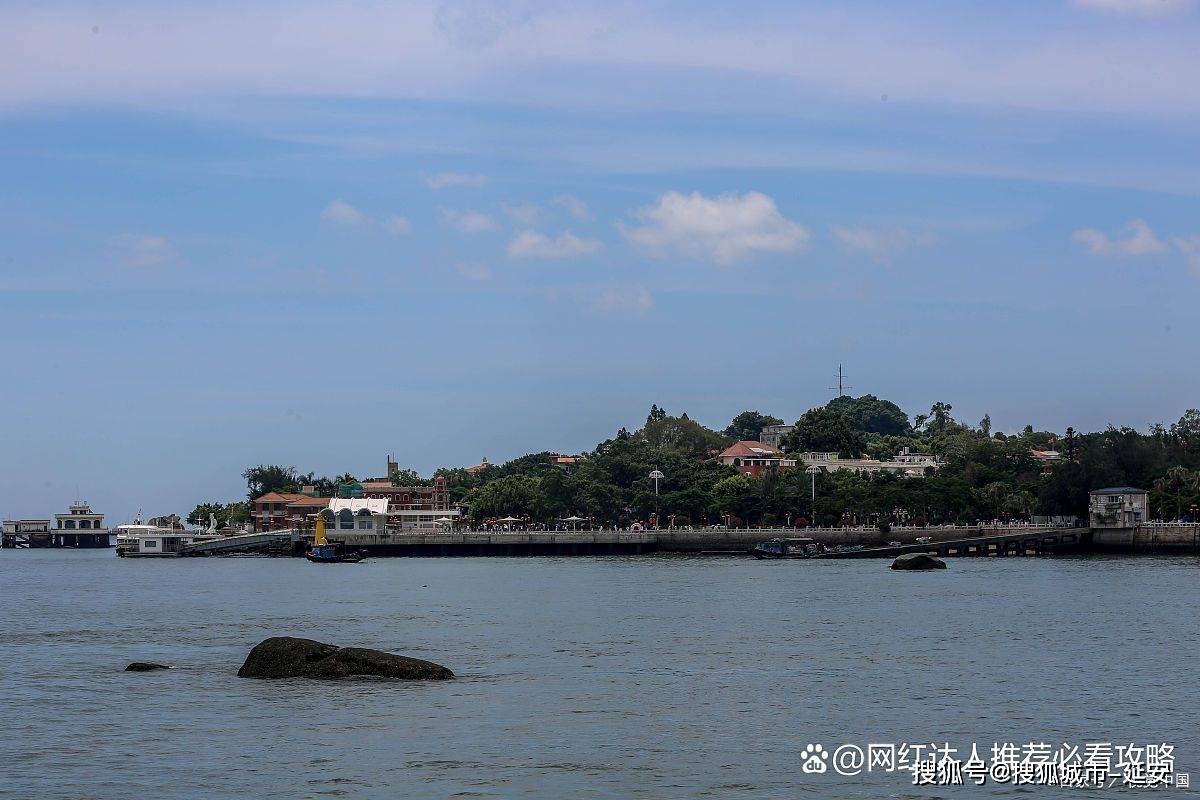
[1173,235,1200,276]
[621,191,808,265]
[593,285,653,314]
[1072,219,1169,256]
[382,214,411,235]
[454,262,491,280]
[1074,0,1196,17]
[831,225,938,258]
[507,229,603,260]
[553,194,593,221]
[320,199,367,226]
[440,208,501,233]
[322,199,410,234]
[502,201,542,225]
[425,172,489,189]
[111,233,174,268]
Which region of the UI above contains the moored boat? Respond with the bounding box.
[304,515,367,563]
[114,514,219,557]
[751,537,821,559]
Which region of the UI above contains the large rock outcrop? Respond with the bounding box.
[125,661,172,672]
[890,552,948,570]
[237,636,453,681]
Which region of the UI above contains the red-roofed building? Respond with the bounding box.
[718,441,798,476]
[253,492,330,531]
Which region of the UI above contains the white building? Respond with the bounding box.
[322,498,389,533]
[799,447,942,477]
[321,498,463,533]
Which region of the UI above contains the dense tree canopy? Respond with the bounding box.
[723,410,784,441]
[826,394,912,436]
[780,408,867,458]
[227,405,1200,528]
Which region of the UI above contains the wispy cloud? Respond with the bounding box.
[441,208,501,233]
[1172,235,1200,276]
[1072,219,1169,256]
[831,225,938,258]
[320,199,368,226]
[507,230,602,260]
[2,3,1197,119]
[454,262,492,281]
[321,199,410,235]
[425,172,489,189]
[111,233,174,268]
[592,285,653,314]
[382,214,412,235]
[621,191,808,266]
[502,201,542,225]
[1074,0,1196,17]
[553,194,593,221]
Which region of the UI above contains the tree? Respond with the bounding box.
[979,414,992,438]
[640,414,731,458]
[914,401,956,437]
[826,394,912,436]
[1151,467,1200,520]
[243,464,299,501]
[389,468,428,487]
[781,408,866,458]
[723,410,784,441]
[187,502,227,528]
[466,475,546,521]
[646,404,667,425]
[712,474,760,524]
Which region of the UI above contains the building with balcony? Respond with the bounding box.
[798,448,942,477]
[252,492,330,531]
[718,441,798,476]
[1089,487,1148,528]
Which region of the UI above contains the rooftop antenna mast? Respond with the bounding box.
[829,364,852,397]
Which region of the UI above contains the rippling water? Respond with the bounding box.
[1,551,1196,799]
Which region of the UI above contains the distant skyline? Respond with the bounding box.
[2,0,1199,520]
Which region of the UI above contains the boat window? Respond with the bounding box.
[144,540,157,547]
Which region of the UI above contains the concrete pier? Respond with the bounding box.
[170,522,1200,558]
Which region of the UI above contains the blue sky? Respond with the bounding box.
[2,0,1199,519]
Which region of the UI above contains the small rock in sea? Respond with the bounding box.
[890,552,948,571]
[125,662,172,671]
[237,636,454,681]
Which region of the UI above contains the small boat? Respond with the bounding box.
[305,543,367,563]
[305,516,367,563]
[751,537,821,559]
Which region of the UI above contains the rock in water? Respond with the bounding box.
[125,662,172,671]
[890,552,948,571]
[237,636,453,681]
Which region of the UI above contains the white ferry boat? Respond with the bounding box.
[114,515,220,557]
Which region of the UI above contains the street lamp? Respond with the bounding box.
[649,469,664,528]
[805,465,820,503]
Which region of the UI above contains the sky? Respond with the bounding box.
[2,0,1199,520]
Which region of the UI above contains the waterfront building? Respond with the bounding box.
[2,518,50,548]
[252,492,330,531]
[1089,487,1148,527]
[758,424,795,448]
[321,498,389,533]
[3,500,111,548]
[798,448,942,477]
[718,441,798,476]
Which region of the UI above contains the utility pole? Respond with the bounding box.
[829,364,852,397]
